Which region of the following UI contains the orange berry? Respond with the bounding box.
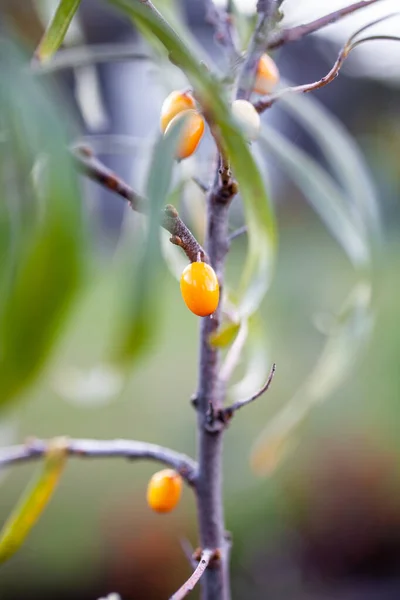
[160,90,196,133]
[254,53,279,95]
[147,469,182,513]
[165,109,205,160]
[180,262,219,317]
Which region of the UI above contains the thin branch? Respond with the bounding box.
[267,0,385,50]
[255,24,400,113]
[170,549,215,600]
[0,438,198,486]
[228,225,247,242]
[203,0,240,67]
[235,0,281,100]
[32,44,150,74]
[192,176,209,193]
[72,146,207,263]
[220,363,276,422]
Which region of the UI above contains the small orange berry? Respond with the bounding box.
[180,262,219,317]
[165,109,205,160]
[254,53,280,95]
[160,90,196,133]
[147,469,182,513]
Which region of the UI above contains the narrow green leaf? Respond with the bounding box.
[111,118,184,364]
[0,41,85,408]
[107,0,277,318]
[209,321,241,348]
[229,314,271,402]
[279,87,381,244]
[0,438,68,563]
[258,125,370,271]
[35,0,81,62]
[251,283,372,475]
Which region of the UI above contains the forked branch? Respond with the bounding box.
[267,0,385,50]
[256,14,400,113]
[221,363,276,422]
[0,438,198,486]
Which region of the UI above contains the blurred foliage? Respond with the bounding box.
[0,0,398,598]
[0,40,85,411]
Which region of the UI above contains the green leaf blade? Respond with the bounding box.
[36,0,81,62]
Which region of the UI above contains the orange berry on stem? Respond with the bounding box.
[147,469,182,513]
[180,261,219,317]
[254,53,279,95]
[165,109,205,160]
[160,90,196,133]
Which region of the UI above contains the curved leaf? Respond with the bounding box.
[107,0,277,318]
[258,125,370,271]
[0,438,68,564]
[251,283,373,475]
[110,118,184,364]
[279,84,381,244]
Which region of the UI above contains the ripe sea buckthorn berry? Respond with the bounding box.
[180,261,219,317]
[165,109,205,160]
[147,469,182,513]
[231,99,261,141]
[254,53,280,95]
[160,90,196,133]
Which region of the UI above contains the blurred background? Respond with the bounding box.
[1,0,400,598]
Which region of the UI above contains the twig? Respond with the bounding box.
[170,549,215,600]
[192,176,209,193]
[220,363,276,422]
[31,44,150,74]
[180,538,198,568]
[267,0,385,50]
[228,225,247,242]
[235,0,281,100]
[255,20,400,113]
[0,438,198,486]
[203,0,240,67]
[72,146,207,263]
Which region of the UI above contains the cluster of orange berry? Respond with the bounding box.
[160,54,279,318]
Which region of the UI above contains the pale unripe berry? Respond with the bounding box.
[254,54,280,95]
[164,109,205,160]
[231,99,261,141]
[160,90,196,133]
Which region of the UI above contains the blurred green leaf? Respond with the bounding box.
[229,314,271,402]
[111,119,184,364]
[251,283,373,475]
[107,0,277,319]
[258,125,370,271]
[35,0,81,62]
[209,321,241,348]
[0,41,85,408]
[279,86,381,244]
[0,438,67,564]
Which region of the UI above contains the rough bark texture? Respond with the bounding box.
[195,188,231,600]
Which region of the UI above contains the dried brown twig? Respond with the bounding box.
[72,146,207,264]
